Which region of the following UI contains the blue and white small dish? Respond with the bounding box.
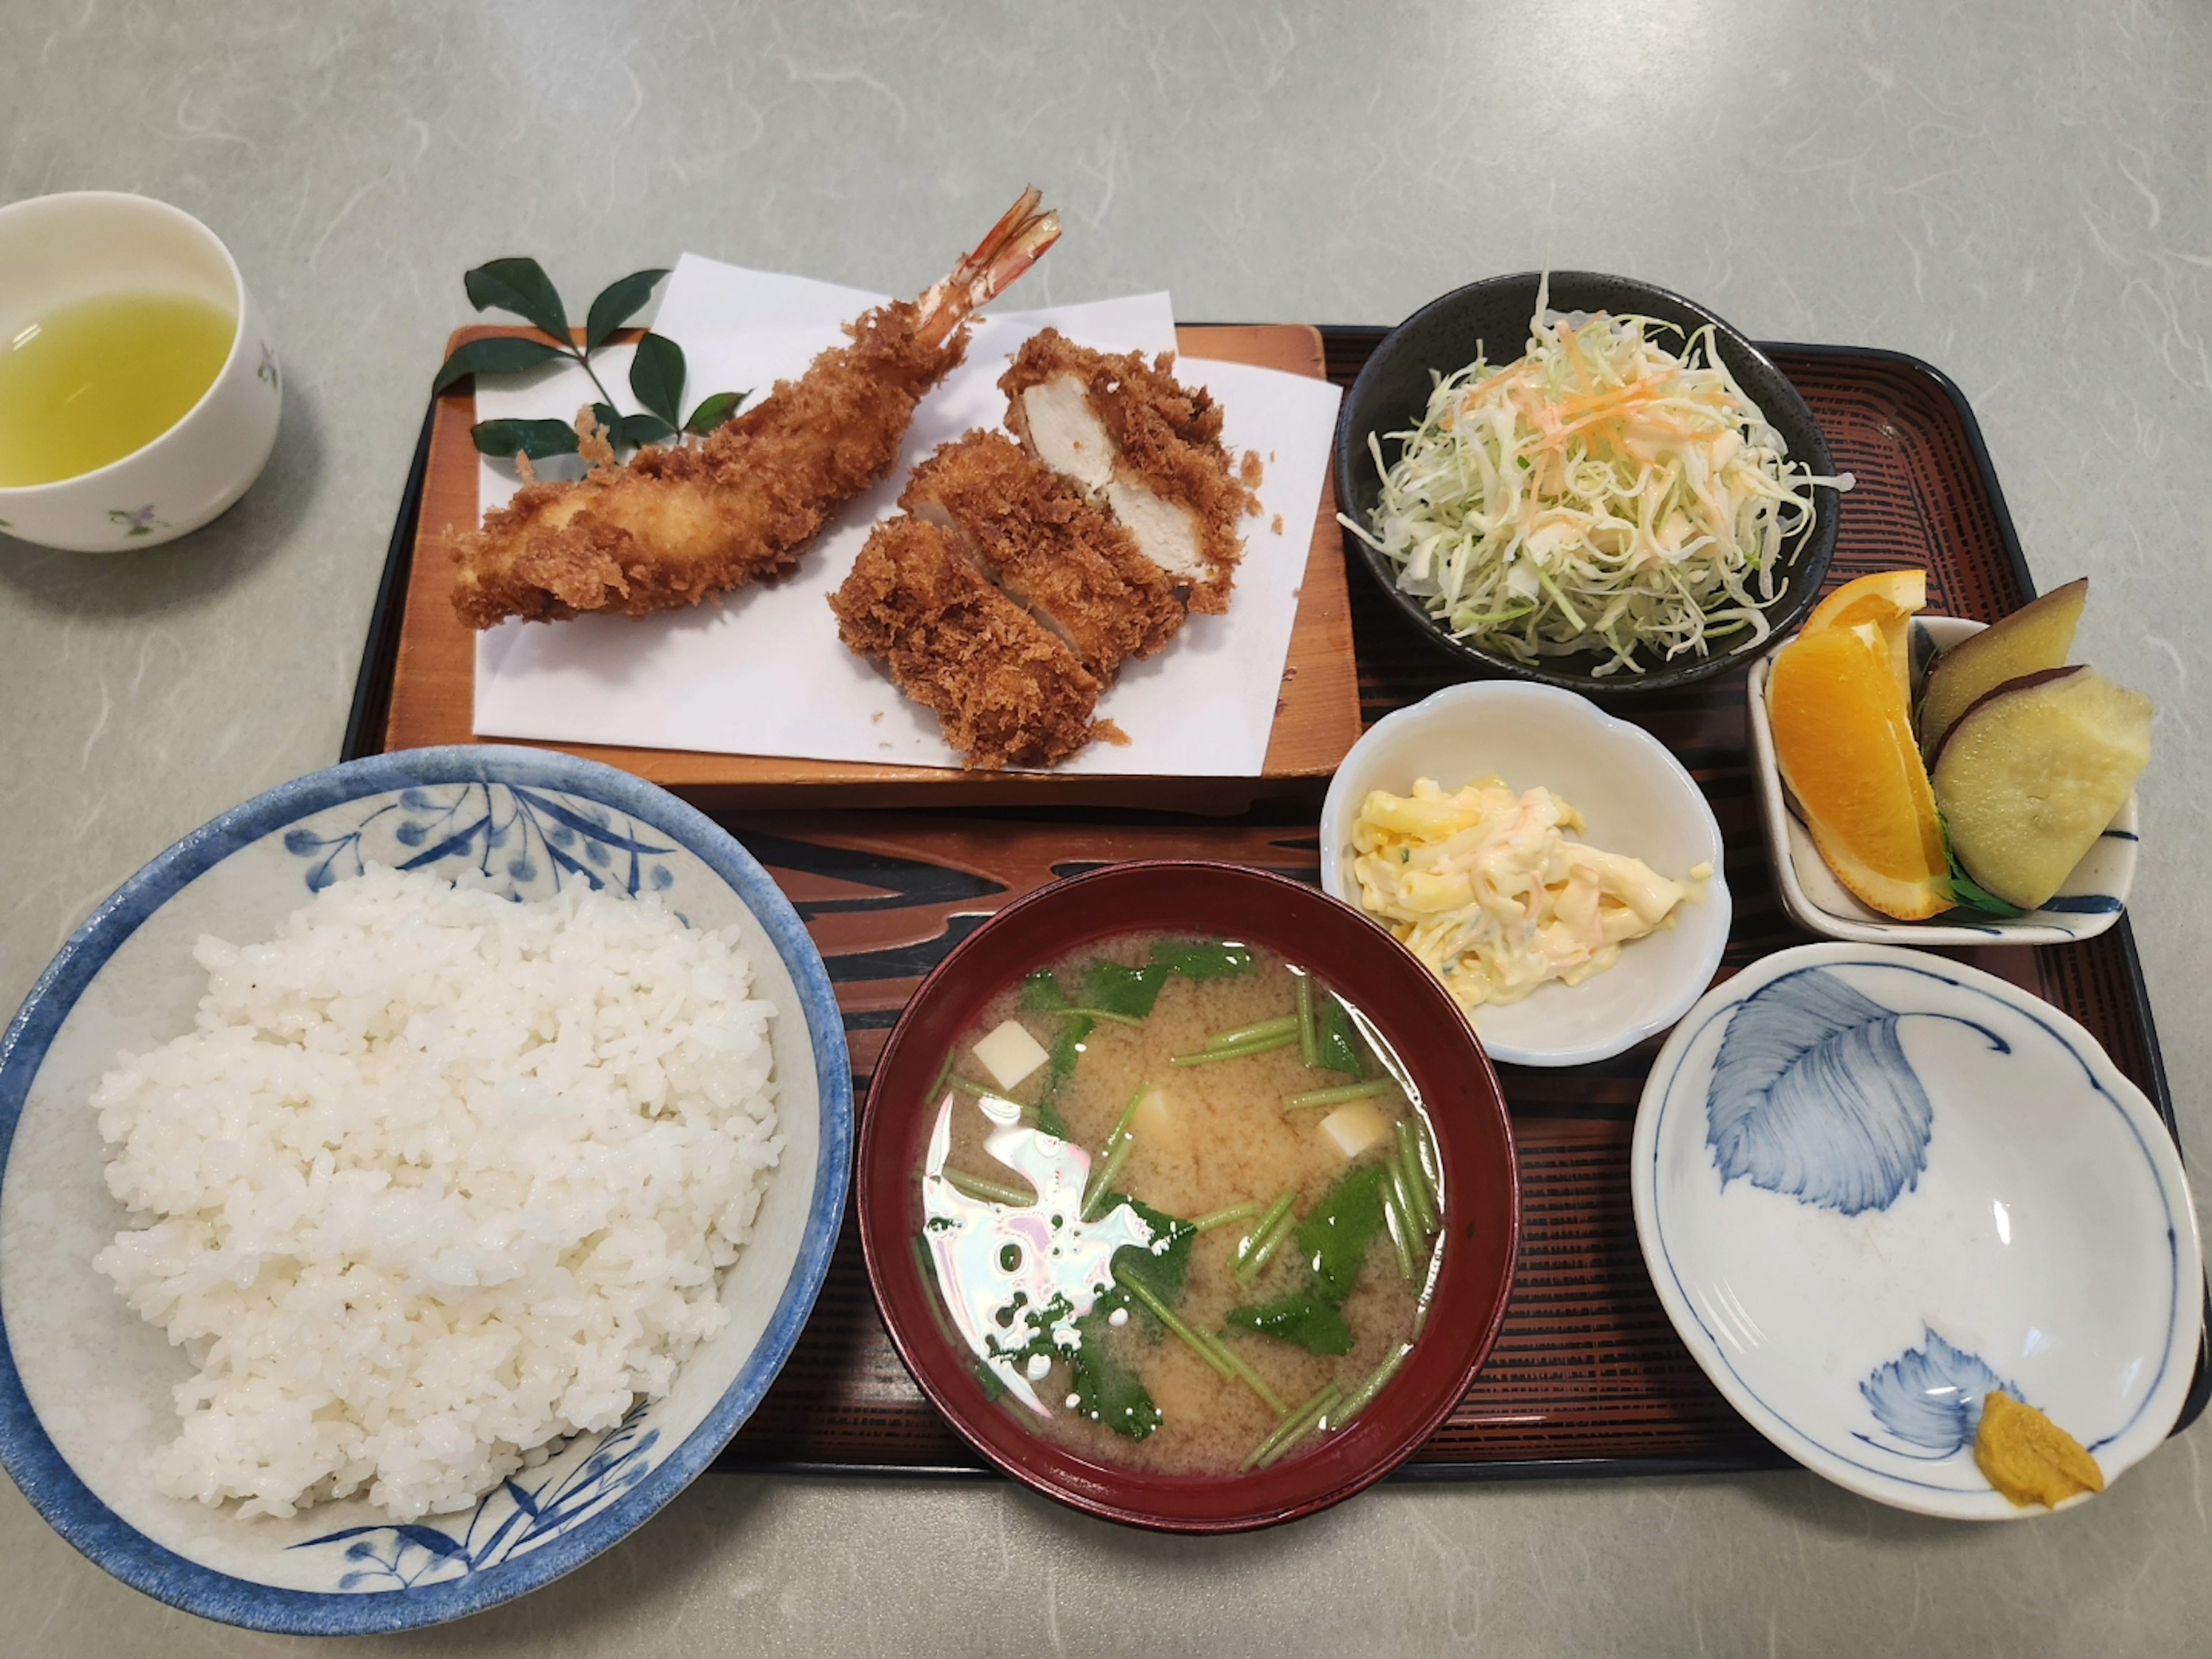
[1747,616,2138,946]
[1633,942,2200,1519]
[1319,681,1731,1067]
[0,747,852,1632]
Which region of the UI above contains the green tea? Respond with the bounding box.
[0,291,234,486]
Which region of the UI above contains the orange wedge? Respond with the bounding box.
[1804,569,1927,704]
[1769,619,1952,919]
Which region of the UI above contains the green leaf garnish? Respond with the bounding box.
[1225,1293,1354,1356]
[463,257,572,346]
[432,335,567,396]
[684,389,748,436]
[619,411,677,449]
[469,417,582,461]
[1938,811,2025,918]
[584,267,670,351]
[1148,939,1256,981]
[1294,1164,1388,1304]
[629,331,686,430]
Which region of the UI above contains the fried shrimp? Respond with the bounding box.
[451,190,1062,630]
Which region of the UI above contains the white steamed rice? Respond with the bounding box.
[90,864,781,1521]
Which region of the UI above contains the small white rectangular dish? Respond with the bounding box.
[1747,615,2138,946]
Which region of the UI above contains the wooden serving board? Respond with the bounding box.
[382,324,1359,811]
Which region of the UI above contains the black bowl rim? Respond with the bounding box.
[1332,269,1842,695]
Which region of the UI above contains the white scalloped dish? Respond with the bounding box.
[1633,943,2200,1520]
[1318,681,1731,1068]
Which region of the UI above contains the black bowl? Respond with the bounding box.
[1334,271,1840,694]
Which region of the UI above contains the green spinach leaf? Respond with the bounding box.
[1080,959,1171,1020]
[1225,1293,1354,1356]
[1313,993,1365,1077]
[1103,1193,1196,1310]
[1021,969,1073,1013]
[1149,938,1256,981]
[1068,1305,1161,1440]
[1295,1164,1388,1304]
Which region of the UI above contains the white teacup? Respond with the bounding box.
[0,192,281,552]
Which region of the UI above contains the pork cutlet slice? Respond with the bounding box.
[830,516,1101,770]
[902,431,1185,677]
[998,329,1249,613]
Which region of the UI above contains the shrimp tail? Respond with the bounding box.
[451,190,1061,629]
[914,187,1063,351]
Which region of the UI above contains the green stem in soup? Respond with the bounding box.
[1193,1199,1266,1233]
[1203,1330,1289,1417]
[1115,1267,1236,1385]
[1334,1342,1414,1427]
[1067,1006,1146,1028]
[1171,1031,1300,1067]
[939,1166,1038,1208]
[1234,1190,1300,1285]
[1297,1165,1389,1304]
[1385,1145,1427,1243]
[1224,1292,1354,1356]
[1079,1084,1152,1218]
[1379,1173,1418,1281]
[1206,1014,1301,1051]
[1080,1133,1137,1222]
[1312,994,1365,1077]
[927,1052,956,1101]
[1295,973,1320,1067]
[1282,1079,1397,1112]
[1396,1120,1439,1232]
[948,1075,1023,1109]
[1244,1383,1342,1471]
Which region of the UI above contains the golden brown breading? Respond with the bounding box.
[902,431,1185,676]
[998,328,1251,613]
[448,190,1060,630]
[829,517,1101,770]
[452,302,964,628]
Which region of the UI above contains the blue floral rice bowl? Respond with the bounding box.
[1632,942,2200,1519]
[0,747,851,1633]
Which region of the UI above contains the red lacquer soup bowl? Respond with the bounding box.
[855,861,1520,1532]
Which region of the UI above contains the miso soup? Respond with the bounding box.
[916,933,1444,1476]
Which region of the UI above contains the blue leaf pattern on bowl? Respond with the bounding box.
[1856,1327,2022,1458]
[1706,966,2006,1214]
[292,1402,659,1590]
[280,782,676,900]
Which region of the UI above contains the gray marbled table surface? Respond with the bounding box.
[5,2,2210,1653]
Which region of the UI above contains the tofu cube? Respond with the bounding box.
[1319,1101,1391,1160]
[971,1019,1050,1091]
[1130,1086,1180,1151]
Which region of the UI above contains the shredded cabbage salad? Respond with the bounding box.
[1343,279,1854,675]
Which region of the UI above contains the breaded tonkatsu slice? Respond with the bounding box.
[999,329,1249,613]
[902,431,1184,677]
[830,517,1101,770]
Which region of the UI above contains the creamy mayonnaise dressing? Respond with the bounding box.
[1350,777,1699,1007]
